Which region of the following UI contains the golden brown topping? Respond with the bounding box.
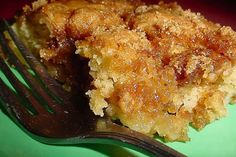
[67,8,123,39]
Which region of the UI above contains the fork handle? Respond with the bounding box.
[37,120,186,157]
[59,120,186,157]
[84,131,185,157]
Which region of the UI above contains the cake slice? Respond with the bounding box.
[14,0,236,141]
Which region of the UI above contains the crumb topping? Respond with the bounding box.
[16,0,236,141]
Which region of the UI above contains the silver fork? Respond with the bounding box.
[0,19,185,157]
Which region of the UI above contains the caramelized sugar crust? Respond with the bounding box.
[15,0,236,141]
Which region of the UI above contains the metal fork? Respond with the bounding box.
[0,19,185,157]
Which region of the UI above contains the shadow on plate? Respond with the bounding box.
[77,143,140,157]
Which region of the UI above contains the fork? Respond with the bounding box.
[0,19,185,157]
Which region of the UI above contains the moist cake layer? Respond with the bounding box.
[14,0,236,141]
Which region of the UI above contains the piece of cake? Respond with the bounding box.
[13,0,236,141]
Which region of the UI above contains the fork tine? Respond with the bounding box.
[0,78,46,135]
[3,20,71,102]
[0,78,32,121]
[0,53,51,115]
[0,31,64,113]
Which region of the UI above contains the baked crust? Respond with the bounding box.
[14,0,236,141]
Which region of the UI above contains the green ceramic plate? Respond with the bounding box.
[0,69,236,157]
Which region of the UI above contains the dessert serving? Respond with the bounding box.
[13,0,236,141]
